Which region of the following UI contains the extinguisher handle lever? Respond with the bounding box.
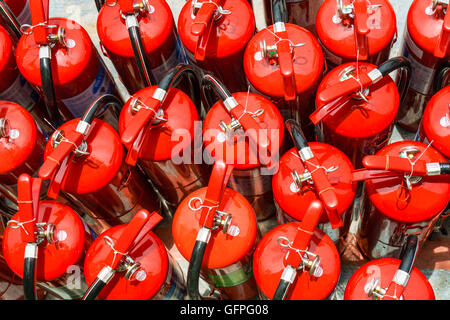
[17,174,37,242]
[353,0,369,60]
[121,98,159,146]
[118,0,135,14]
[273,24,297,101]
[362,155,429,175]
[434,8,450,58]
[30,0,50,44]
[351,168,402,181]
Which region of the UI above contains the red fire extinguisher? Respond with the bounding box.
[96,0,187,95]
[397,0,449,132]
[178,0,256,93]
[16,0,117,125]
[172,161,259,300]
[0,0,32,40]
[83,210,185,300]
[119,64,209,209]
[345,235,435,300]
[253,200,341,300]
[311,57,411,168]
[243,2,324,140]
[37,95,161,229]
[351,140,450,260]
[202,74,284,221]
[419,86,450,160]
[316,0,397,69]
[2,174,93,300]
[273,120,357,243]
[264,0,325,35]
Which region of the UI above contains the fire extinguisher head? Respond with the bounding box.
[422,87,450,158]
[344,258,435,300]
[253,222,340,300]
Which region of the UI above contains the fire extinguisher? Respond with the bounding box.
[0,0,32,40]
[351,140,450,260]
[345,235,435,300]
[273,120,357,244]
[2,174,93,300]
[316,0,397,69]
[16,0,117,125]
[96,0,188,95]
[397,0,449,132]
[311,57,411,168]
[202,74,285,221]
[243,0,324,140]
[172,161,259,300]
[37,95,161,230]
[253,200,341,300]
[119,64,209,210]
[264,0,325,35]
[178,0,256,94]
[83,210,186,300]
[419,86,450,160]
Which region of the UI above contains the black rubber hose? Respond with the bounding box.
[95,0,104,12]
[81,94,122,125]
[286,119,309,150]
[398,235,418,275]
[187,239,208,300]
[40,56,63,126]
[23,243,38,300]
[272,0,288,24]
[272,278,291,300]
[0,0,21,39]
[433,60,450,94]
[440,163,450,175]
[82,266,115,300]
[201,74,232,107]
[127,21,154,88]
[377,57,411,107]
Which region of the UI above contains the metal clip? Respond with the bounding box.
[399,146,423,190]
[291,166,339,192]
[51,130,90,157]
[129,97,167,123]
[188,196,235,235]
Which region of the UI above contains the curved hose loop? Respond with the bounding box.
[398,235,419,275]
[23,242,39,300]
[200,74,233,110]
[187,227,211,300]
[125,14,155,88]
[95,0,105,12]
[80,94,123,126]
[377,57,412,108]
[40,49,63,127]
[0,0,22,39]
[433,59,450,94]
[271,0,288,24]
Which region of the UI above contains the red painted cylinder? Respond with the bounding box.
[397,0,450,132]
[419,86,450,160]
[359,141,450,260]
[97,0,186,95]
[40,118,160,228]
[203,92,285,221]
[273,142,356,243]
[316,0,397,69]
[16,17,116,118]
[119,85,209,208]
[314,62,399,168]
[253,222,341,300]
[178,0,255,93]
[344,258,435,300]
[173,187,259,300]
[243,22,323,139]
[2,198,93,300]
[84,221,185,300]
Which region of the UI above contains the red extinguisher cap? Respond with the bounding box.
[273,143,356,224]
[366,141,450,223]
[119,86,199,161]
[253,222,340,300]
[84,225,168,300]
[203,92,284,170]
[172,187,257,269]
[316,0,396,61]
[97,0,174,58]
[315,62,399,138]
[16,18,96,88]
[422,87,450,159]
[344,258,435,300]
[244,23,323,98]
[0,101,39,175]
[43,118,124,195]
[2,200,87,281]
[178,0,255,59]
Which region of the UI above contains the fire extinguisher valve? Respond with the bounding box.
[366,278,387,300]
[0,118,10,138]
[212,210,232,234]
[51,130,89,157]
[35,222,56,245]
